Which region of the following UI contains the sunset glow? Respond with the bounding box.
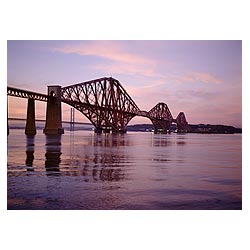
[7,40,242,127]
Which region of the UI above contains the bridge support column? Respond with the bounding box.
[25,99,36,135]
[43,86,64,135]
[94,128,103,134]
[112,129,127,134]
[151,120,172,134]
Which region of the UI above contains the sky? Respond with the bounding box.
[7,40,242,127]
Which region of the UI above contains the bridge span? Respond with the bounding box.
[7,77,188,135]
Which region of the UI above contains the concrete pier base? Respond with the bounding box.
[112,129,127,134]
[43,128,64,134]
[94,127,127,134]
[25,99,36,135]
[94,128,103,134]
[43,86,64,135]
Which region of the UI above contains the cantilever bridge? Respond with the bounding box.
[7,77,188,135]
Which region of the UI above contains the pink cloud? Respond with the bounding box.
[53,42,223,85]
[94,62,157,78]
[53,41,154,66]
[52,41,160,78]
[179,71,223,84]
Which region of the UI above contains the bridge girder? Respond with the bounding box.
[7,78,189,134]
[148,102,173,133]
[176,112,188,132]
[61,77,140,132]
[7,87,48,102]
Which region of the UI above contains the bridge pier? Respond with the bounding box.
[153,128,171,134]
[94,127,127,134]
[151,120,172,134]
[94,128,103,134]
[25,98,36,135]
[94,127,112,134]
[102,128,111,134]
[43,86,64,135]
[112,129,127,134]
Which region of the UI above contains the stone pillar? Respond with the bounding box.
[25,98,36,135]
[43,85,64,135]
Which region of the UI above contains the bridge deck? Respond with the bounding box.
[7,87,48,102]
[7,79,188,133]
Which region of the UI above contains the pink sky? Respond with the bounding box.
[7,40,242,127]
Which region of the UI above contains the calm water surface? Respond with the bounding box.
[7,129,242,209]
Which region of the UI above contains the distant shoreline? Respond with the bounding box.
[8,118,242,134]
[8,117,91,125]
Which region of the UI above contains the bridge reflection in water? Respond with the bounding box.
[45,135,62,175]
[8,130,241,210]
[25,135,35,171]
[65,133,127,182]
[23,132,190,181]
[24,133,127,182]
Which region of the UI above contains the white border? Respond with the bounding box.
[0,1,249,250]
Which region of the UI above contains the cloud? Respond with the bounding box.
[53,41,155,66]
[182,72,223,84]
[7,81,33,90]
[52,41,223,86]
[93,62,157,78]
[52,41,161,79]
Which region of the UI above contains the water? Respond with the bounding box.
[7,127,242,210]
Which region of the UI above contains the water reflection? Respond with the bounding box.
[152,134,187,147]
[90,134,127,182]
[152,136,172,147]
[175,136,187,146]
[90,133,130,147]
[45,135,62,175]
[25,135,35,171]
[63,133,127,182]
[8,130,242,210]
[90,153,125,182]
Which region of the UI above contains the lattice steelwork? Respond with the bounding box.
[176,112,188,131]
[61,77,140,132]
[7,87,48,102]
[148,102,173,133]
[7,78,189,134]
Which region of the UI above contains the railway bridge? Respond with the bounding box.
[7,77,188,135]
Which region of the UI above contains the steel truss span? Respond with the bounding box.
[7,87,48,102]
[61,77,140,133]
[7,77,189,133]
[176,112,188,131]
[148,102,173,133]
